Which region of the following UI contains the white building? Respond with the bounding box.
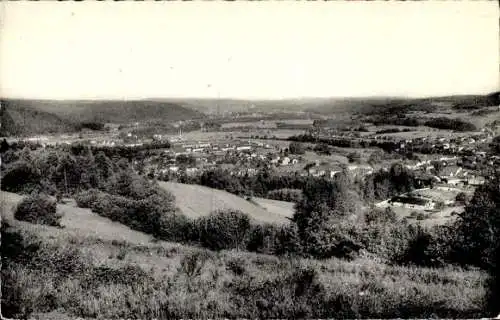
[281,157,291,166]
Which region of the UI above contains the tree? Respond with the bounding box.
[0,138,9,153]
[293,174,360,258]
[1,160,41,194]
[347,152,362,163]
[491,135,500,155]
[452,175,500,270]
[14,193,62,227]
[430,160,444,175]
[455,192,468,204]
[196,210,251,251]
[289,141,305,155]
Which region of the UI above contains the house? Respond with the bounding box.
[389,195,435,210]
[442,178,463,187]
[281,157,291,166]
[466,176,485,186]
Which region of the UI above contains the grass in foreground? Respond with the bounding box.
[1,214,488,320]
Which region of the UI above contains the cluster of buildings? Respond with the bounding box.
[142,139,305,178]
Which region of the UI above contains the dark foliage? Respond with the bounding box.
[288,141,305,155]
[424,117,477,132]
[451,175,500,269]
[1,160,42,194]
[14,193,62,227]
[491,135,500,155]
[195,210,251,251]
[77,122,105,131]
[266,188,302,202]
[362,163,418,201]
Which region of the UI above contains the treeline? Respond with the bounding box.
[3,143,500,313]
[375,128,413,134]
[0,143,170,199]
[161,163,421,204]
[289,133,401,153]
[62,141,171,160]
[266,188,303,202]
[370,115,477,132]
[167,168,317,198]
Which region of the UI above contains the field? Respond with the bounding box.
[1,191,155,245]
[158,182,290,224]
[1,190,488,319]
[250,197,295,219]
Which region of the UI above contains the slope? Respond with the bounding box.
[0,103,77,136]
[251,197,295,219]
[0,99,207,136]
[1,190,486,320]
[1,191,155,245]
[306,92,500,115]
[158,181,290,224]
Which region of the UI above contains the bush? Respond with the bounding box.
[289,141,305,155]
[226,257,247,276]
[365,207,397,224]
[416,212,427,220]
[195,210,251,251]
[14,194,62,227]
[347,152,362,163]
[455,192,468,204]
[1,161,42,194]
[451,175,500,269]
[394,225,454,268]
[74,189,101,208]
[266,189,302,202]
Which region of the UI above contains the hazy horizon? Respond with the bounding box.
[1,2,498,100]
[1,92,499,103]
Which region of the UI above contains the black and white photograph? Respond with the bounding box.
[1,1,499,319]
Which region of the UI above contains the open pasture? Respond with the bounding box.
[158,181,290,224]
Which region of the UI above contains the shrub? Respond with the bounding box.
[226,257,247,276]
[365,207,397,224]
[347,152,362,163]
[74,189,101,208]
[451,175,500,269]
[416,212,427,220]
[392,224,459,268]
[229,266,326,318]
[455,192,468,204]
[288,141,305,155]
[14,193,62,227]
[195,210,251,251]
[1,160,41,194]
[266,188,302,202]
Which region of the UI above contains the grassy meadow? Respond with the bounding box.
[158,182,289,224]
[1,190,490,319]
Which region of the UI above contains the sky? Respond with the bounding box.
[0,1,498,100]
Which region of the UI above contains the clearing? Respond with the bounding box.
[158,181,290,224]
[250,197,295,219]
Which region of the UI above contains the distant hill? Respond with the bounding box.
[0,103,77,136]
[165,92,499,116]
[0,99,206,136]
[168,98,331,114]
[305,92,500,115]
[158,181,290,224]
